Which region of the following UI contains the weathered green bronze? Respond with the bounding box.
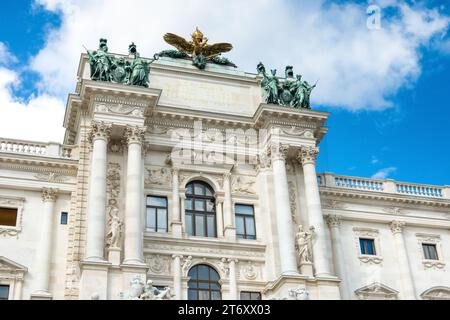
[257,62,316,109]
[85,39,159,88]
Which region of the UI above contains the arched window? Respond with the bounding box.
[185,181,216,237]
[188,264,221,300]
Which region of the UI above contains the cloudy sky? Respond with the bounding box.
[0,0,449,185]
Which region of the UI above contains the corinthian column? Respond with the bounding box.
[123,126,146,265]
[31,188,57,299]
[172,254,183,299]
[297,146,333,277]
[326,215,350,299]
[390,221,416,299]
[171,169,182,238]
[223,173,236,240]
[271,143,298,276]
[85,121,111,262]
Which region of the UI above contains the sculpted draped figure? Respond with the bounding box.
[296,225,315,263]
[126,42,159,87]
[87,38,112,81]
[257,63,317,109]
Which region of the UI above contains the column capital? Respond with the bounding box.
[171,168,180,176]
[297,146,319,165]
[223,172,232,181]
[258,149,272,170]
[390,220,406,234]
[124,126,146,145]
[326,215,341,228]
[172,254,183,259]
[227,258,239,263]
[269,143,290,161]
[88,121,112,143]
[42,188,58,202]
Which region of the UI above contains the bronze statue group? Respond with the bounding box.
[257,62,316,109]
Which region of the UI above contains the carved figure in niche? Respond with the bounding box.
[106,199,122,248]
[296,225,315,263]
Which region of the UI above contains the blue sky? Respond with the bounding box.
[0,0,449,186]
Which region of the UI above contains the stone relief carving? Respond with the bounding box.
[288,285,310,300]
[288,181,297,223]
[106,163,122,249]
[421,287,450,300]
[296,225,314,264]
[280,126,314,138]
[322,199,347,210]
[382,206,405,215]
[146,255,171,274]
[145,167,172,187]
[219,258,230,276]
[241,261,258,280]
[354,282,398,300]
[144,244,265,259]
[107,163,121,199]
[182,256,193,272]
[94,102,144,117]
[108,140,124,153]
[119,275,173,300]
[34,172,69,183]
[231,175,256,195]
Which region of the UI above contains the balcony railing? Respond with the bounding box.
[318,173,449,200]
[0,138,77,159]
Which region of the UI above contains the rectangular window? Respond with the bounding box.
[60,212,68,225]
[359,238,376,255]
[422,243,438,260]
[0,285,9,300]
[235,204,256,240]
[0,207,17,226]
[240,291,261,300]
[146,196,168,233]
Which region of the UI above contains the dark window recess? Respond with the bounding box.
[0,207,17,226]
[422,243,439,260]
[240,291,262,300]
[146,196,168,233]
[185,181,216,238]
[235,204,256,240]
[359,238,376,255]
[0,285,9,300]
[60,212,68,225]
[188,264,221,300]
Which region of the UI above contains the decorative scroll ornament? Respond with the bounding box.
[257,63,317,109]
[162,27,235,70]
[297,146,319,165]
[42,188,58,202]
[119,276,173,300]
[124,126,146,145]
[88,121,112,143]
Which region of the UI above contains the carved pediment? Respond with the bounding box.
[355,282,398,300]
[0,256,28,274]
[421,287,450,300]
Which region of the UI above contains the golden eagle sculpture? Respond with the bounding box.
[162,27,235,69]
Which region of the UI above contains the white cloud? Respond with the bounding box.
[0,42,18,66]
[0,67,66,142]
[371,166,397,179]
[29,0,449,111]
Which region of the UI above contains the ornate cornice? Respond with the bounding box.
[297,146,319,165]
[390,220,406,234]
[125,126,146,145]
[88,121,112,143]
[42,187,58,202]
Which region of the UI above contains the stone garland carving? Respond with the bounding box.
[34,172,69,183]
[297,146,319,165]
[145,167,172,187]
[146,255,171,274]
[288,181,297,223]
[295,225,314,264]
[106,163,122,249]
[119,275,173,300]
[231,176,256,195]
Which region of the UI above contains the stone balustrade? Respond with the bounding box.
[0,138,77,159]
[318,172,449,200]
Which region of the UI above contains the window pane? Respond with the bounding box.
[146,208,156,230]
[206,200,214,212]
[199,290,210,300]
[198,265,209,280]
[195,215,205,236]
[60,212,68,225]
[205,187,213,196]
[360,239,375,255]
[198,281,209,289]
[188,290,197,300]
[251,292,262,300]
[0,208,17,226]
[236,216,245,236]
[209,269,220,281]
[207,215,215,237]
[211,291,221,300]
[148,196,167,207]
[157,209,167,232]
[245,217,256,237]
[195,200,205,211]
[240,292,250,300]
[423,244,438,260]
[235,204,254,215]
[185,199,193,210]
[0,285,9,300]
[210,283,221,291]
[194,184,205,195]
[186,184,193,195]
[186,214,193,236]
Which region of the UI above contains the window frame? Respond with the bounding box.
[60,212,68,225]
[0,284,10,300]
[185,181,216,238]
[359,238,376,256]
[187,264,221,300]
[146,195,168,233]
[240,291,262,300]
[0,196,25,238]
[416,233,446,270]
[234,204,256,240]
[422,243,439,261]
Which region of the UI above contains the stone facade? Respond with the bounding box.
[0,54,449,300]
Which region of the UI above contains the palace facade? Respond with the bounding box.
[0,51,449,300]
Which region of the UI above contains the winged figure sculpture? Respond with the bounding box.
[163,27,233,69]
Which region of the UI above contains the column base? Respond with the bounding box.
[171,221,183,238]
[30,290,53,300]
[79,260,111,300]
[108,247,121,266]
[300,262,314,277]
